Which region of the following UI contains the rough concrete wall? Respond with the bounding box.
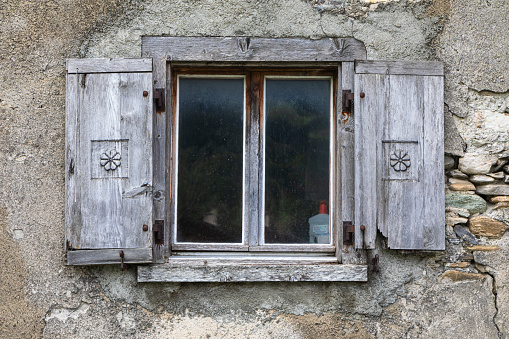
[1,0,509,338]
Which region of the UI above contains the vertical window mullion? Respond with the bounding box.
[247,72,262,247]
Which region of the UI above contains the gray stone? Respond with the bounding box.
[487,172,505,180]
[504,165,509,174]
[493,159,508,172]
[449,169,468,179]
[454,225,479,245]
[458,154,497,175]
[445,193,487,214]
[444,155,455,170]
[469,175,495,185]
[444,110,466,156]
[476,184,509,196]
[506,175,509,184]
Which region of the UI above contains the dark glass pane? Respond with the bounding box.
[177,78,244,243]
[264,79,331,244]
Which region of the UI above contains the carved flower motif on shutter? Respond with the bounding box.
[390,150,410,172]
[100,150,121,171]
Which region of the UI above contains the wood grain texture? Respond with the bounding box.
[354,72,383,250]
[248,72,261,246]
[67,58,152,73]
[355,60,443,76]
[164,256,338,265]
[138,263,367,282]
[248,244,335,252]
[142,37,366,62]
[65,59,154,265]
[67,248,153,265]
[341,62,368,262]
[354,60,445,250]
[152,57,167,263]
[334,65,343,263]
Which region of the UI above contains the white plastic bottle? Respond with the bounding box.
[308,200,330,244]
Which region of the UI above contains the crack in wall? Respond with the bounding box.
[485,269,502,338]
[475,263,502,338]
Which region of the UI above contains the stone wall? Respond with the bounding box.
[1,0,509,338]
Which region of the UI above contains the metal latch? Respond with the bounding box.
[343,221,355,245]
[153,219,164,245]
[153,88,165,111]
[342,90,354,114]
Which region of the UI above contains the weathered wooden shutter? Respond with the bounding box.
[354,60,445,250]
[65,58,154,265]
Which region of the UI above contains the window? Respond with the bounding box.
[65,38,445,282]
[172,70,336,252]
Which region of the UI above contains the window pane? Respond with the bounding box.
[177,78,244,243]
[264,79,331,244]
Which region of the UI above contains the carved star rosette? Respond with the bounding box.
[100,149,121,171]
[390,150,411,172]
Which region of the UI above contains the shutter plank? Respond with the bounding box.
[354,60,444,251]
[385,75,424,249]
[354,73,384,249]
[65,59,154,264]
[67,248,152,266]
[65,74,81,249]
[422,76,445,250]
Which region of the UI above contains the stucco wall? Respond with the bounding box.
[1,0,509,337]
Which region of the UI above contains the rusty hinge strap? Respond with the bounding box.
[153,219,164,245]
[343,221,355,245]
[153,88,165,111]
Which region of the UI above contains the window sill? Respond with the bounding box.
[137,259,368,282]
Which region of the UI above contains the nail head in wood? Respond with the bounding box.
[143,224,149,232]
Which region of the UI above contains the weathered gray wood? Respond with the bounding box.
[354,70,382,250]
[248,72,261,246]
[249,244,335,252]
[65,74,80,251]
[152,57,167,263]
[334,65,343,263]
[341,62,369,262]
[65,59,154,265]
[171,244,249,251]
[138,264,367,282]
[422,76,445,249]
[66,58,152,74]
[355,60,444,76]
[142,37,366,62]
[354,60,445,250]
[67,249,153,266]
[164,256,337,265]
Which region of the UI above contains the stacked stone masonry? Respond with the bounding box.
[2,0,509,337]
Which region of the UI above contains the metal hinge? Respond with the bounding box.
[153,88,165,111]
[342,90,354,114]
[343,221,355,245]
[153,219,164,245]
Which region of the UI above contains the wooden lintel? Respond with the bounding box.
[141,37,367,62]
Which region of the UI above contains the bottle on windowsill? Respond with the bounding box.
[308,200,330,244]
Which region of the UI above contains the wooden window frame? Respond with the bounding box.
[139,37,369,282]
[170,68,337,253]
